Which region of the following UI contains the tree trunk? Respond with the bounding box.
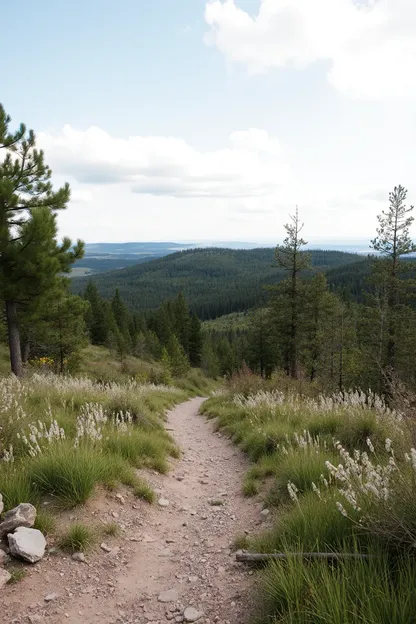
[21,340,31,364]
[5,300,23,377]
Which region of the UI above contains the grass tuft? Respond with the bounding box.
[7,568,26,584]
[102,521,120,537]
[34,510,57,535]
[132,478,155,503]
[59,523,96,553]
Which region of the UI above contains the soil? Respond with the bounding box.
[1,398,267,624]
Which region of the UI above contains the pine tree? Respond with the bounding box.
[188,313,203,366]
[370,186,416,378]
[0,105,84,375]
[166,334,189,377]
[111,288,133,353]
[246,308,277,378]
[274,207,311,378]
[201,339,221,379]
[173,292,191,354]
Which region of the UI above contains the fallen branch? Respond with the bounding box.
[236,551,371,563]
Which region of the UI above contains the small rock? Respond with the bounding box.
[44,592,59,602]
[8,527,46,563]
[0,493,3,516]
[260,508,270,517]
[0,503,36,536]
[158,589,179,603]
[158,498,170,507]
[0,568,11,589]
[175,476,184,482]
[100,543,112,552]
[116,494,125,505]
[111,511,119,519]
[183,607,203,622]
[72,552,86,563]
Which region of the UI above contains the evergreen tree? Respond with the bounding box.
[274,207,311,378]
[0,105,84,375]
[246,308,277,377]
[111,288,133,353]
[188,313,203,366]
[166,334,189,377]
[173,292,191,354]
[370,186,416,378]
[201,339,221,379]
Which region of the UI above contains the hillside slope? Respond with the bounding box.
[72,247,360,319]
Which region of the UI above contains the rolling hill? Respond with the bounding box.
[72,247,361,320]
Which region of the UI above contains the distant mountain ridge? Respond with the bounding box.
[72,247,361,319]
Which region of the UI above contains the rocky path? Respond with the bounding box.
[1,398,263,624]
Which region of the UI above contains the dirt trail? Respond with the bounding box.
[1,398,263,624]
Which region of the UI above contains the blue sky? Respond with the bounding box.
[2,0,415,243]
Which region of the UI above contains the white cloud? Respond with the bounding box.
[204,0,416,98]
[37,125,290,199]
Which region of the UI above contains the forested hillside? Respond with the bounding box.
[72,247,360,319]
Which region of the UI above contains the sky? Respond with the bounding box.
[2,0,416,244]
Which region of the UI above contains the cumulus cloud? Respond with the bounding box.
[204,0,416,98]
[38,125,290,199]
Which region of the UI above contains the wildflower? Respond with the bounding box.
[336,502,348,517]
[366,438,375,453]
[287,481,299,503]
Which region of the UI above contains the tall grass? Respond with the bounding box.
[0,368,189,512]
[203,374,415,624]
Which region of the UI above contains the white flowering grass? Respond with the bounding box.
[0,371,187,510]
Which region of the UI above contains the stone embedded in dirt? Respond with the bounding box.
[0,567,11,589]
[72,552,86,563]
[183,606,204,622]
[8,526,46,563]
[0,549,9,566]
[175,476,184,481]
[158,588,179,603]
[44,592,59,602]
[260,508,270,517]
[116,494,125,505]
[0,503,36,536]
[100,543,112,552]
[158,498,170,507]
[0,493,3,516]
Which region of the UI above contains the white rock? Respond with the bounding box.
[72,552,86,562]
[183,607,204,622]
[100,543,112,552]
[0,493,3,516]
[44,592,59,602]
[158,588,179,603]
[260,508,270,517]
[8,526,46,563]
[116,494,125,505]
[0,503,36,536]
[158,498,170,507]
[0,568,11,589]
